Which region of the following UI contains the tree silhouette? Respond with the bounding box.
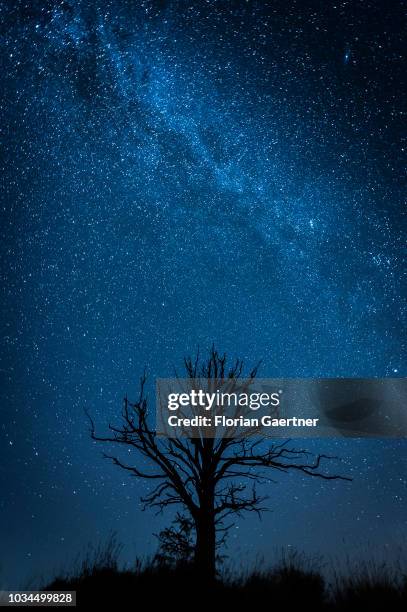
[154,513,195,568]
[154,512,227,570]
[88,347,351,580]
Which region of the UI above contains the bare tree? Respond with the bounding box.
[87,347,351,580]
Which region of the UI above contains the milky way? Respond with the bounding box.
[1,0,406,587]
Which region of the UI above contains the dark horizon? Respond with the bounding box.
[1,0,406,590]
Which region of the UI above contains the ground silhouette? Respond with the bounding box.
[45,538,407,611]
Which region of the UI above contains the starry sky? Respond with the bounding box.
[1,0,406,588]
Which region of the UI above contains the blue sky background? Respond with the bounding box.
[1,0,406,588]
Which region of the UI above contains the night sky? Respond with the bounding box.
[1,0,406,588]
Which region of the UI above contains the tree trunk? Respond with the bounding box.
[194,510,216,581]
[195,446,217,580]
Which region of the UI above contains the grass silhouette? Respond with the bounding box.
[42,535,407,610]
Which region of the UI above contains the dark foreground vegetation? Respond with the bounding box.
[45,539,407,611]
